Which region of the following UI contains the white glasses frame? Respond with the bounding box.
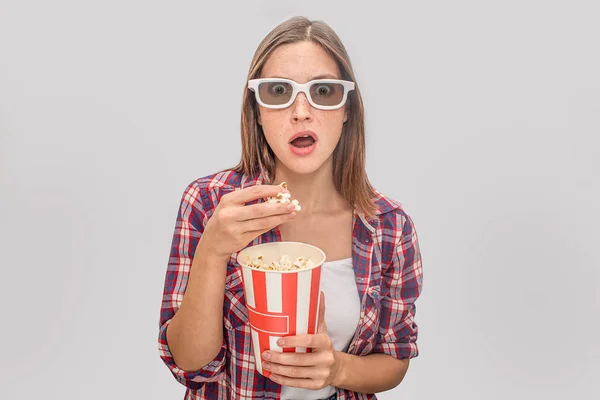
[247,78,355,110]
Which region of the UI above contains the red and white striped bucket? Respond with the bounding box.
[237,242,326,378]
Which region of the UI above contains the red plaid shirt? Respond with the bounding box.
[158,169,423,399]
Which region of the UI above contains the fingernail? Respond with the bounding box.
[263,362,270,370]
[277,339,285,346]
[262,351,271,360]
[286,204,295,211]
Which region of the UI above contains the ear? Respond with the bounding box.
[257,110,262,126]
[343,106,348,123]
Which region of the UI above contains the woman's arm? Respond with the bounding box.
[158,183,229,389]
[159,182,298,386]
[166,238,230,371]
[263,324,410,393]
[334,212,422,393]
[333,352,409,393]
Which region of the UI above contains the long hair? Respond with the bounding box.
[232,16,378,218]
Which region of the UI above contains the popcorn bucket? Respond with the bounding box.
[236,241,326,378]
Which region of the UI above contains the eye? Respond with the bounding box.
[270,84,288,96]
[314,85,332,96]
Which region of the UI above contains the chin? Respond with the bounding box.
[278,158,325,176]
[282,155,327,175]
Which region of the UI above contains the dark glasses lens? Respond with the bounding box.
[309,82,345,106]
[257,81,294,105]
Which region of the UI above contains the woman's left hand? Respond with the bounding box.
[261,292,343,389]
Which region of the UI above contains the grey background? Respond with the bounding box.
[1,0,598,399]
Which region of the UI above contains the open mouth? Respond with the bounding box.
[290,135,316,148]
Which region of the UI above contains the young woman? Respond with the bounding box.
[158,16,423,400]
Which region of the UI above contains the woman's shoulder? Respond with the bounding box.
[184,168,261,193]
[371,188,415,232]
[179,168,260,209]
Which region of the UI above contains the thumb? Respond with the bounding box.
[317,291,327,333]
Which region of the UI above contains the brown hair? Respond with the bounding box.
[232,16,378,218]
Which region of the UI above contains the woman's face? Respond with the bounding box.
[257,41,347,176]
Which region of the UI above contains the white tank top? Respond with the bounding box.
[280,257,361,400]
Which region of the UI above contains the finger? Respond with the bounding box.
[263,362,320,380]
[224,184,287,205]
[273,333,329,350]
[262,350,319,367]
[240,211,296,244]
[268,374,322,390]
[237,202,296,222]
[240,211,296,233]
[317,291,327,333]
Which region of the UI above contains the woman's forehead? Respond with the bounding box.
[260,41,341,81]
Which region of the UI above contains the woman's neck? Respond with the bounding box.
[272,158,348,214]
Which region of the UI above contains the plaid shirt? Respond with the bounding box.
[158,169,423,400]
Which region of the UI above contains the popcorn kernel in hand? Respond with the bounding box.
[266,182,301,211]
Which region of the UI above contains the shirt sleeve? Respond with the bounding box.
[158,181,226,389]
[373,213,424,360]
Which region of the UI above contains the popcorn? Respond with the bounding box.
[243,254,315,271]
[266,181,301,211]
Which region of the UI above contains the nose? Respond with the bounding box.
[290,92,313,122]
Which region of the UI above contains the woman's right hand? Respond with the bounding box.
[201,184,297,260]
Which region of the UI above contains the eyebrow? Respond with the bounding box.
[310,73,340,80]
[269,73,341,80]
